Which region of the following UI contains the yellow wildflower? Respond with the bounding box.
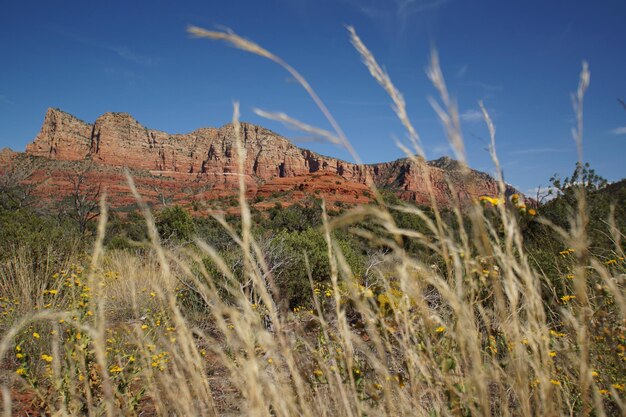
[109,365,123,373]
[41,354,53,363]
[32,332,40,339]
[435,326,446,333]
[549,351,557,357]
[479,196,504,206]
[15,368,26,376]
[377,293,389,304]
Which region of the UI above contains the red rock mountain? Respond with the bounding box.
[12,108,512,210]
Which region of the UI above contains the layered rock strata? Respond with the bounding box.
[19,108,514,208]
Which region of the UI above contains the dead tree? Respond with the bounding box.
[0,158,41,210]
[150,182,177,208]
[64,163,101,234]
[363,248,388,288]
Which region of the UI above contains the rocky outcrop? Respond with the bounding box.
[18,108,517,209]
[26,109,368,185]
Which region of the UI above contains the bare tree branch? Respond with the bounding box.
[0,158,42,210]
[63,162,101,234]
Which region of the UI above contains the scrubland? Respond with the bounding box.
[0,27,624,416]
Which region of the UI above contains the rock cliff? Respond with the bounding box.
[17,108,515,209]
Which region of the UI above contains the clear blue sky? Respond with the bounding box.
[1,0,625,195]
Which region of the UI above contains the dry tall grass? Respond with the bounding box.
[0,27,624,416]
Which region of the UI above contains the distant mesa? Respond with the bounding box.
[5,107,519,210]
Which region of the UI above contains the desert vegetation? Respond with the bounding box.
[0,26,624,417]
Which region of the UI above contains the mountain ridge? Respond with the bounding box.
[6,107,518,210]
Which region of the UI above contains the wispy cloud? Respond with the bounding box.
[463,80,502,92]
[346,0,449,35]
[509,148,573,155]
[398,0,449,15]
[105,45,154,66]
[63,31,155,66]
[610,126,626,136]
[461,81,502,101]
[429,143,452,157]
[328,99,389,107]
[104,68,144,86]
[459,109,483,122]
[455,64,468,78]
[0,94,14,106]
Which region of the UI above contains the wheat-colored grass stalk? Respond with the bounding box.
[0,26,623,417]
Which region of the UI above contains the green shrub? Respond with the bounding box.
[155,205,196,242]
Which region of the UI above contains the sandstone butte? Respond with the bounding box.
[2,107,518,212]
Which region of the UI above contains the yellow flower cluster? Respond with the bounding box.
[151,351,170,371]
[605,257,624,265]
[478,193,536,215]
[479,196,504,206]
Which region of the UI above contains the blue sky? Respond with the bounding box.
[1,0,625,195]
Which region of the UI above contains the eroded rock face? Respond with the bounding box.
[18,108,515,208]
[25,109,92,160]
[27,109,349,180]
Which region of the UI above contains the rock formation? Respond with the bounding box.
[13,108,516,210]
